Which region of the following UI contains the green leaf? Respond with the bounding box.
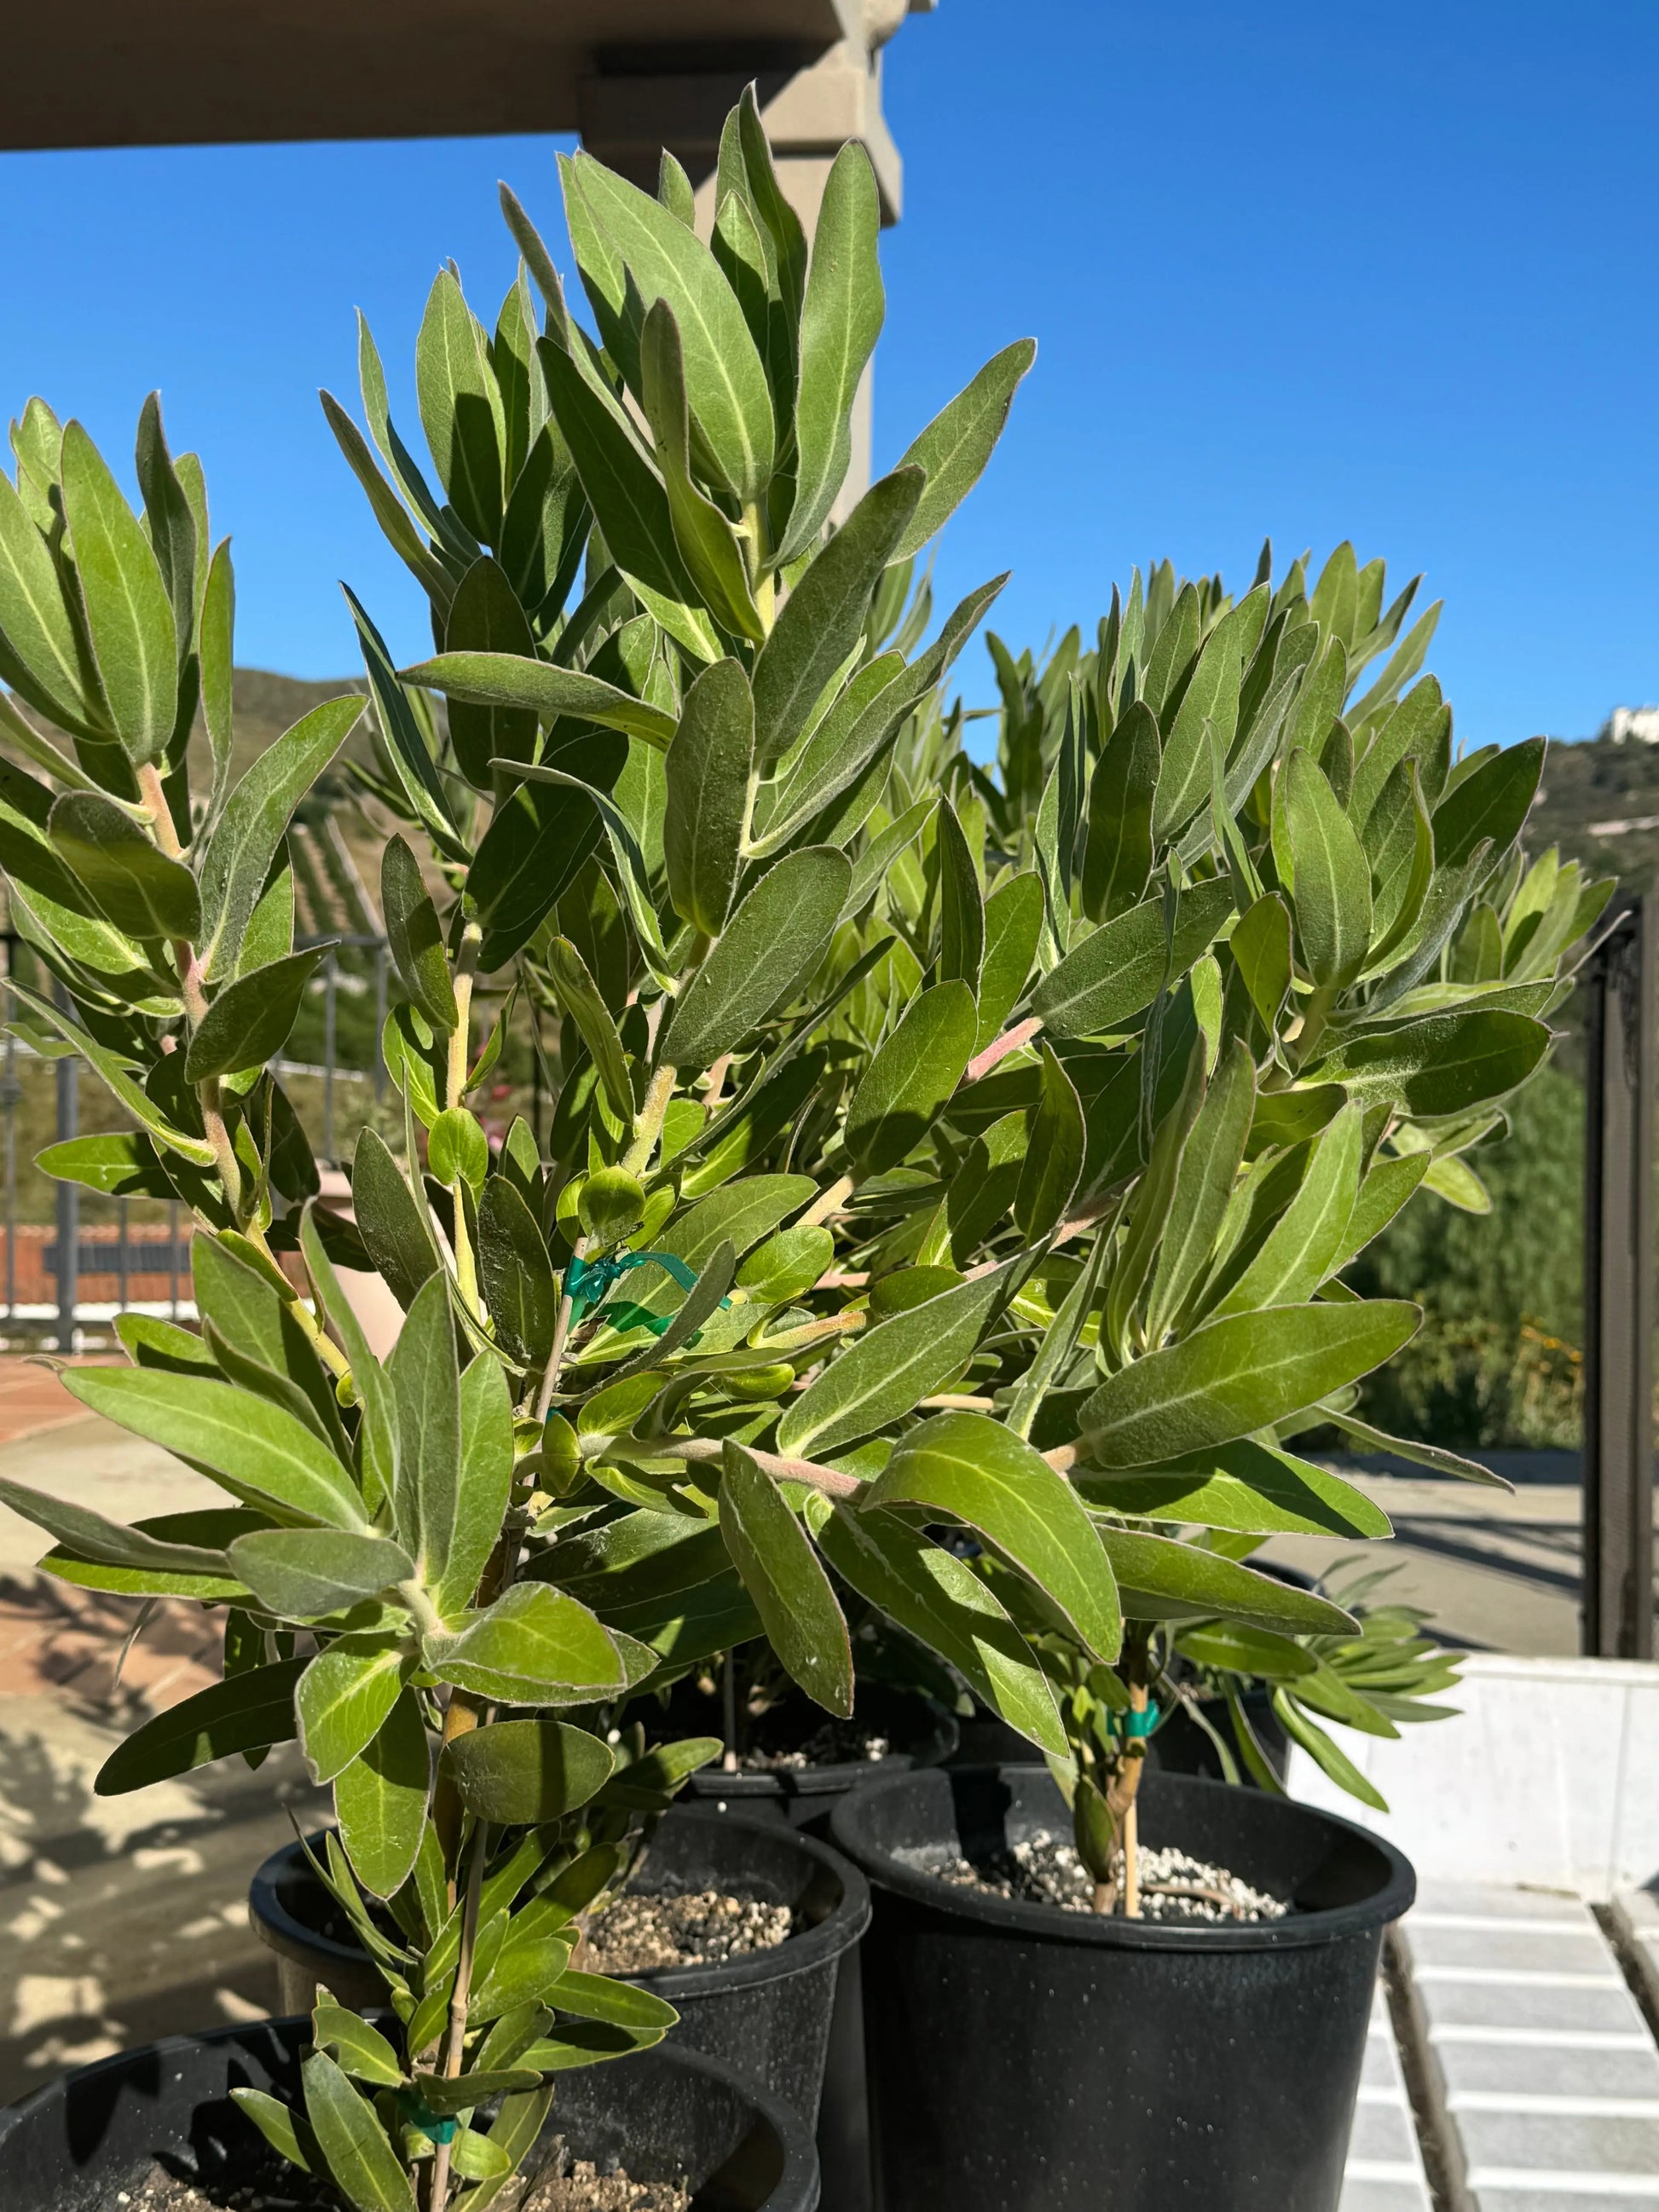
[346,587,467,865]
[311,2001,404,2088]
[571,153,776,501]
[1098,1528,1357,1636]
[0,1472,232,1580]
[660,846,850,1067]
[1081,702,1159,922]
[442,1353,516,1615]
[297,1636,408,1784]
[1274,1689,1388,1812]
[1014,1044,1085,1240]
[335,1690,431,1899]
[228,1530,413,1621]
[442,556,539,788]
[405,650,675,753]
[381,835,457,1032]
[0,468,104,736]
[1146,1037,1255,1339]
[1315,1402,1510,1487]
[471,732,625,969]
[1432,736,1543,871]
[663,658,754,937]
[425,1585,637,1703]
[752,468,923,771]
[429,1107,488,1195]
[815,1501,1065,1753]
[541,1971,679,2033]
[95,1657,306,1795]
[1284,752,1372,987]
[751,650,909,856]
[1077,1301,1420,1468]
[184,946,327,1081]
[199,541,237,802]
[639,302,766,642]
[782,142,885,561]
[61,1366,370,1528]
[867,1412,1121,1661]
[61,420,177,764]
[846,980,978,1178]
[1152,602,1247,843]
[1032,879,1234,1040]
[1313,1008,1549,1116]
[439,1717,615,1824]
[416,268,503,545]
[1078,1438,1391,1538]
[386,1273,463,1591]
[1215,1102,1362,1314]
[891,338,1037,563]
[542,935,633,1123]
[197,696,362,979]
[974,872,1044,1052]
[49,791,200,940]
[720,1441,853,1715]
[303,2050,418,2212]
[1230,893,1292,1031]
[7,978,216,1166]
[478,1178,559,1369]
[299,1204,396,1510]
[230,2088,316,2176]
[134,393,197,656]
[352,1129,441,1312]
[936,797,985,995]
[779,1259,1015,1458]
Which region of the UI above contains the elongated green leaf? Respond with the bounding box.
[0,1472,230,1579]
[34,1129,171,1198]
[442,556,540,788]
[442,1353,516,1616]
[230,2088,316,2177]
[1215,1102,1361,1314]
[296,1636,408,1784]
[1099,1528,1357,1636]
[228,1530,413,1621]
[8,978,215,1165]
[381,834,457,1031]
[1310,1009,1550,1116]
[61,421,177,764]
[303,2051,418,2212]
[61,1366,369,1528]
[660,845,850,1066]
[425,1584,635,1702]
[936,797,984,995]
[752,468,922,771]
[1082,702,1159,922]
[867,1412,1121,1661]
[846,980,978,1178]
[311,2001,403,2089]
[639,302,766,641]
[351,1129,440,1311]
[184,946,327,1080]
[1285,752,1372,986]
[1316,1402,1509,1487]
[477,1177,558,1369]
[891,338,1037,562]
[1078,1301,1419,1468]
[815,1501,1065,1753]
[0,469,103,734]
[1078,1438,1390,1537]
[753,650,908,855]
[1230,893,1292,1031]
[663,657,753,936]
[1152,602,1246,842]
[49,792,200,940]
[543,934,632,1121]
[440,1717,616,1823]
[197,696,361,979]
[779,1259,1014,1458]
[406,650,675,752]
[782,142,885,560]
[95,1657,306,1795]
[1275,1690,1388,1812]
[335,1690,431,1898]
[1433,736,1543,871]
[538,336,700,614]
[346,586,467,864]
[1014,1044,1085,1240]
[1146,1037,1255,1339]
[974,872,1044,1053]
[471,732,624,969]
[416,269,502,544]
[720,1441,853,1714]
[1032,878,1234,1039]
[387,1273,461,1591]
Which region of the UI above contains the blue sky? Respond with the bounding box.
[0,0,1654,748]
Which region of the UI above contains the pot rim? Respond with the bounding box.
[250,1803,871,1999]
[0,2013,821,2211]
[830,1762,1415,1954]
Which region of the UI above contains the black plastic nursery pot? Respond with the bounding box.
[667,1680,958,1834]
[250,1805,869,2129]
[0,2013,819,2211]
[830,1764,1415,2212]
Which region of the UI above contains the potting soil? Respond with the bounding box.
[898,1830,1289,1923]
[739,1718,892,1770]
[583,1887,795,1972]
[103,2152,337,2210]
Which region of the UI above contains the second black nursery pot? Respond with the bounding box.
[830,1764,1414,2212]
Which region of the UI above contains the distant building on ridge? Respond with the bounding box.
[1603,706,1659,745]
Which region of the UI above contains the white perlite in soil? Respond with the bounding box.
[584,1887,794,1972]
[897,1829,1289,1924]
[741,1720,891,1770]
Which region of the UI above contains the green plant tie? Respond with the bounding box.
[396,2089,458,2146]
[564,1249,698,1322]
[1122,1701,1160,1739]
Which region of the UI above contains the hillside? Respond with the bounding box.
[1529,734,1659,892]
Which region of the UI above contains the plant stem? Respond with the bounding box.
[534,1233,588,1424]
[1122,1633,1152,1920]
[656,1435,863,1500]
[721,1652,740,1774]
[800,1174,853,1228]
[622,1062,676,1180]
[446,926,483,1113]
[427,1823,488,2210]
